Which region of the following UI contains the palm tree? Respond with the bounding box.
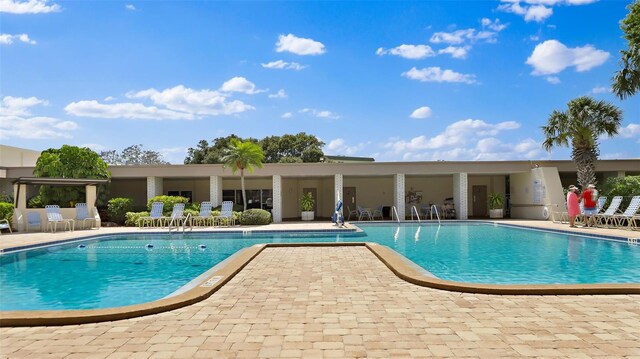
[542,96,623,187]
[221,139,264,210]
[612,0,640,100]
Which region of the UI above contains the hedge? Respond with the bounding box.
[107,197,133,224]
[239,209,272,225]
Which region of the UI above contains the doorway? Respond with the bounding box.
[472,185,487,217]
[302,188,317,212]
[343,187,356,214]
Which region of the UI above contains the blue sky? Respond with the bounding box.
[1,0,638,163]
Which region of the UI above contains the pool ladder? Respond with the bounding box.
[430,204,441,225]
[169,213,193,234]
[390,206,400,222]
[410,206,421,223]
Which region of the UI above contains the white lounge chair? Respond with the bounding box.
[214,201,235,226]
[45,205,75,232]
[0,218,12,234]
[371,206,383,220]
[163,203,185,227]
[357,206,373,220]
[193,201,213,226]
[346,206,358,221]
[139,202,164,228]
[75,203,96,229]
[611,196,640,230]
[595,196,623,227]
[26,212,42,232]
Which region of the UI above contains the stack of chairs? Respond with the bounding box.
[214,201,235,226]
[139,202,164,228]
[45,205,75,232]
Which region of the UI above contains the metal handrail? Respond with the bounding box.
[410,205,421,222]
[169,213,193,233]
[390,206,400,222]
[430,204,441,225]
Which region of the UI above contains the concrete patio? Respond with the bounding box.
[1,221,639,358]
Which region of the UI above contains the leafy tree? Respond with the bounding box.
[100,144,169,165]
[542,97,623,187]
[221,139,264,210]
[34,145,111,206]
[601,175,640,209]
[613,0,640,99]
[185,132,324,164]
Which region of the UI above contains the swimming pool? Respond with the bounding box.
[1,223,638,311]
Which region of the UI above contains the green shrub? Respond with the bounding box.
[147,195,189,215]
[125,211,149,226]
[107,197,133,224]
[0,193,13,203]
[27,195,44,208]
[0,202,13,229]
[601,175,640,209]
[240,209,272,225]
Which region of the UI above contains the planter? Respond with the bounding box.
[489,209,504,219]
[301,211,315,221]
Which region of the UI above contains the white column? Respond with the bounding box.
[454,173,468,220]
[334,174,343,207]
[85,185,97,209]
[272,175,282,223]
[13,183,27,231]
[394,174,405,220]
[210,176,223,207]
[146,176,163,203]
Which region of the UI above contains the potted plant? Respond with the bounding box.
[488,192,505,219]
[300,192,315,221]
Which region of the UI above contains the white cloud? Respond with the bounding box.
[402,67,477,84]
[65,100,194,120]
[281,112,293,119]
[481,18,508,32]
[276,33,325,56]
[299,108,340,119]
[526,40,609,75]
[529,35,540,41]
[125,4,135,10]
[437,46,470,59]
[125,84,255,117]
[498,0,597,22]
[380,120,537,161]
[104,96,115,101]
[0,96,48,116]
[324,138,369,156]
[219,76,265,94]
[268,89,287,99]
[261,60,306,70]
[0,0,60,14]
[410,106,432,119]
[619,124,640,139]
[590,86,611,94]
[0,96,77,140]
[430,29,476,44]
[545,76,560,84]
[0,33,36,45]
[376,44,435,59]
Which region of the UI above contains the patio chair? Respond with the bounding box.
[26,212,42,232]
[45,205,75,232]
[139,202,164,228]
[346,206,358,221]
[0,218,12,234]
[162,203,186,227]
[611,196,640,230]
[193,201,213,226]
[357,206,373,221]
[75,203,96,229]
[595,196,623,227]
[371,206,383,220]
[214,201,235,226]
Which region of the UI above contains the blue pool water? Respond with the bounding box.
[0,223,638,311]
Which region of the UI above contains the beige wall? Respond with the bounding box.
[343,177,394,211]
[163,178,209,203]
[510,167,563,220]
[0,145,40,168]
[109,179,147,207]
[467,175,507,217]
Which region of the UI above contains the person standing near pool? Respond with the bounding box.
[567,185,580,228]
[581,184,598,227]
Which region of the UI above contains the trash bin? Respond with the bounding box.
[382,206,390,219]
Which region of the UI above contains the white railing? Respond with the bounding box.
[169,213,192,233]
[410,205,421,222]
[430,204,441,225]
[390,206,400,222]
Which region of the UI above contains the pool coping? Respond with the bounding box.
[1,240,639,327]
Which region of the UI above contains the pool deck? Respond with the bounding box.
[1,220,639,358]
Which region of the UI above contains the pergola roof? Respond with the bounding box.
[12,177,110,186]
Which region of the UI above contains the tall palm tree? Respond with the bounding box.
[221,139,264,210]
[542,97,623,187]
[612,0,640,100]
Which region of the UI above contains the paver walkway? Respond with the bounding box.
[1,246,639,358]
